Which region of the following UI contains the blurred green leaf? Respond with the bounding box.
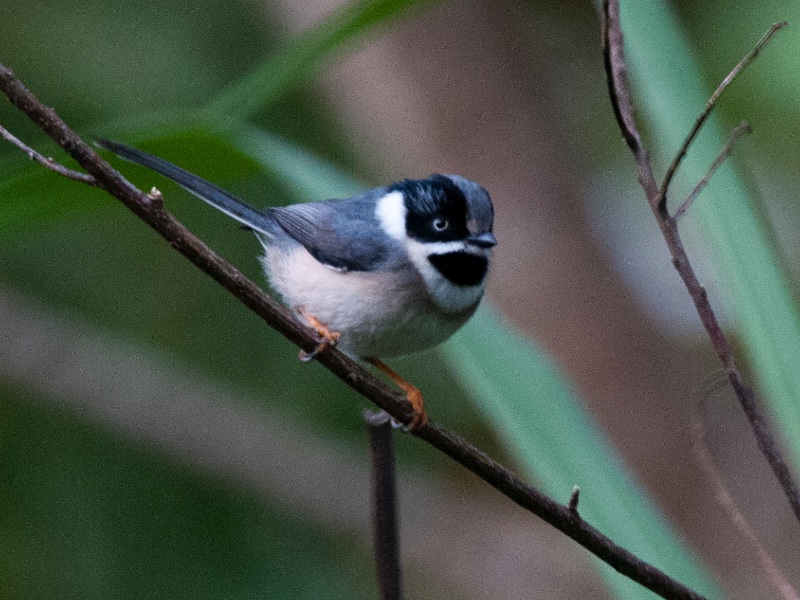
[619,4,800,467]
[442,304,724,599]
[0,164,110,231]
[205,0,435,123]
[0,387,376,600]
[232,126,364,200]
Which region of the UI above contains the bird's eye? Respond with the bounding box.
[432,217,449,231]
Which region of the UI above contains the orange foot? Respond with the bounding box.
[297,307,341,362]
[368,358,428,430]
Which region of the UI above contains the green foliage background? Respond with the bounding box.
[1,0,799,598]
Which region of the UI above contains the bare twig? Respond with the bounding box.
[673,122,752,221]
[365,411,403,600]
[0,63,708,600]
[0,123,98,185]
[692,405,800,600]
[660,21,787,201]
[602,0,800,523]
[568,486,581,516]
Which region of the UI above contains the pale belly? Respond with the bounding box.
[263,246,478,358]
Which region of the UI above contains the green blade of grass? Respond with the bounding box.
[0,388,377,600]
[205,0,433,123]
[619,3,800,467]
[233,126,363,200]
[0,164,110,231]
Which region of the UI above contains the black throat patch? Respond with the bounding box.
[428,252,488,287]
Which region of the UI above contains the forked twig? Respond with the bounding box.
[660,21,787,202]
[673,122,752,221]
[602,0,800,523]
[0,62,707,600]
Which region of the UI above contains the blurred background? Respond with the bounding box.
[1,0,800,598]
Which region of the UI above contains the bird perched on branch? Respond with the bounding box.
[96,138,496,429]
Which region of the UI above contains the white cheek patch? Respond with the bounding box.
[407,240,488,313]
[416,240,468,255]
[375,190,407,240]
[375,190,488,313]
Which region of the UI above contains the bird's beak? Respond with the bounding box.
[467,231,498,248]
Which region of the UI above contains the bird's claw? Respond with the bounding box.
[297,307,340,362]
[367,358,428,431]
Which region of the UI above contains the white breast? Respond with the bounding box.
[261,245,477,358]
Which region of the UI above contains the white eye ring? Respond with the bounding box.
[433,217,449,231]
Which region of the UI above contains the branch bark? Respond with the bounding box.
[602,0,800,522]
[0,62,705,600]
[365,411,404,600]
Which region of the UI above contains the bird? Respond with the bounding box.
[95,138,496,429]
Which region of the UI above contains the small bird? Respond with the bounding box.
[96,138,496,429]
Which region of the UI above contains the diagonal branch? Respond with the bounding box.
[0,62,706,600]
[602,0,800,523]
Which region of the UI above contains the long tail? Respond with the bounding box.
[95,137,273,235]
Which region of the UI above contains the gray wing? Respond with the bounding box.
[95,138,401,272]
[267,194,401,272]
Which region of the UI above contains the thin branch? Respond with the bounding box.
[660,21,787,200]
[601,0,661,208]
[692,403,800,600]
[0,123,98,185]
[0,63,708,600]
[365,411,403,600]
[673,121,752,222]
[602,0,800,524]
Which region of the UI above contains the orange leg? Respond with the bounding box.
[297,307,340,362]
[368,358,428,430]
